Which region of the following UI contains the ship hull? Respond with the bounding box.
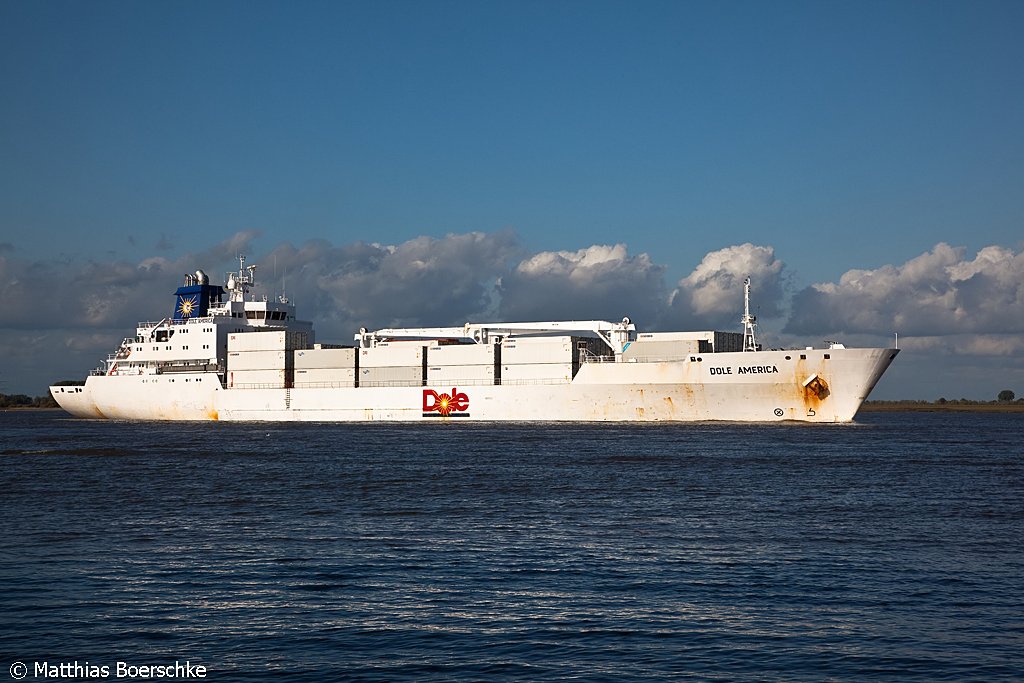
[51,348,898,423]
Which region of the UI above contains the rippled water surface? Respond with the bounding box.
[2,410,1022,681]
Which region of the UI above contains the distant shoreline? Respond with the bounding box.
[860,402,1024,413]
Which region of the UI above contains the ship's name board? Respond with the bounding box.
[708,365,779,376]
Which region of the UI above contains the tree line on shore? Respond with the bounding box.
[0,393,59,409]
[866,398,1023,405]
[865,390,1020,406]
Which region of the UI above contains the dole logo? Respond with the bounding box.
[422,388,470,417]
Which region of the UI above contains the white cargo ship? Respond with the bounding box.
[50,257,898,422]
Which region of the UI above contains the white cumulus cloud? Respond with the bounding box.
[496,244,666,326]
[282,231,523,336]
[785,243,1024,339]
[664,243,786,329]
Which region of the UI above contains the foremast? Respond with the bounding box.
[742,277,758,352]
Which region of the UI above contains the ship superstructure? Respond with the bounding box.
[51,260,898,422]
[51,257,311,420]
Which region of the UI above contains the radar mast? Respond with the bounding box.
[226,255,257,302]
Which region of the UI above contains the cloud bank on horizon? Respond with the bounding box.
[1,231,1022,398]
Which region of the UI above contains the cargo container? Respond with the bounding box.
[228,368,288,388]
[294,367,356,386]
[359,343,425,368]
[635,331,711,342]
[501,336,606,366]
[427,343,498,366]
[621,339,700,361]
[228,329,308,352]
[294,347,357,369]
[427,364,495,384]
[359,365,424,387]
[227,349,290,370]
[501,336,573,364]
[712,331,745,353]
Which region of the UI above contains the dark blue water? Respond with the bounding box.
[1,411,1022,681]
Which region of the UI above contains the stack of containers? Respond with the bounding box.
[500,336,576,383]
[427,342,498,385]
[293,346,357,387]
[359,342,425,387]
[227,330,306,388]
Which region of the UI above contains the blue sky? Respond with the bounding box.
[1,0,1023,400]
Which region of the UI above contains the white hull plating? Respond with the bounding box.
[51,347,898,423]
[53,373,221,421]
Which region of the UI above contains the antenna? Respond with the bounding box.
[227,254,257,302]
[742,277,758,352]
